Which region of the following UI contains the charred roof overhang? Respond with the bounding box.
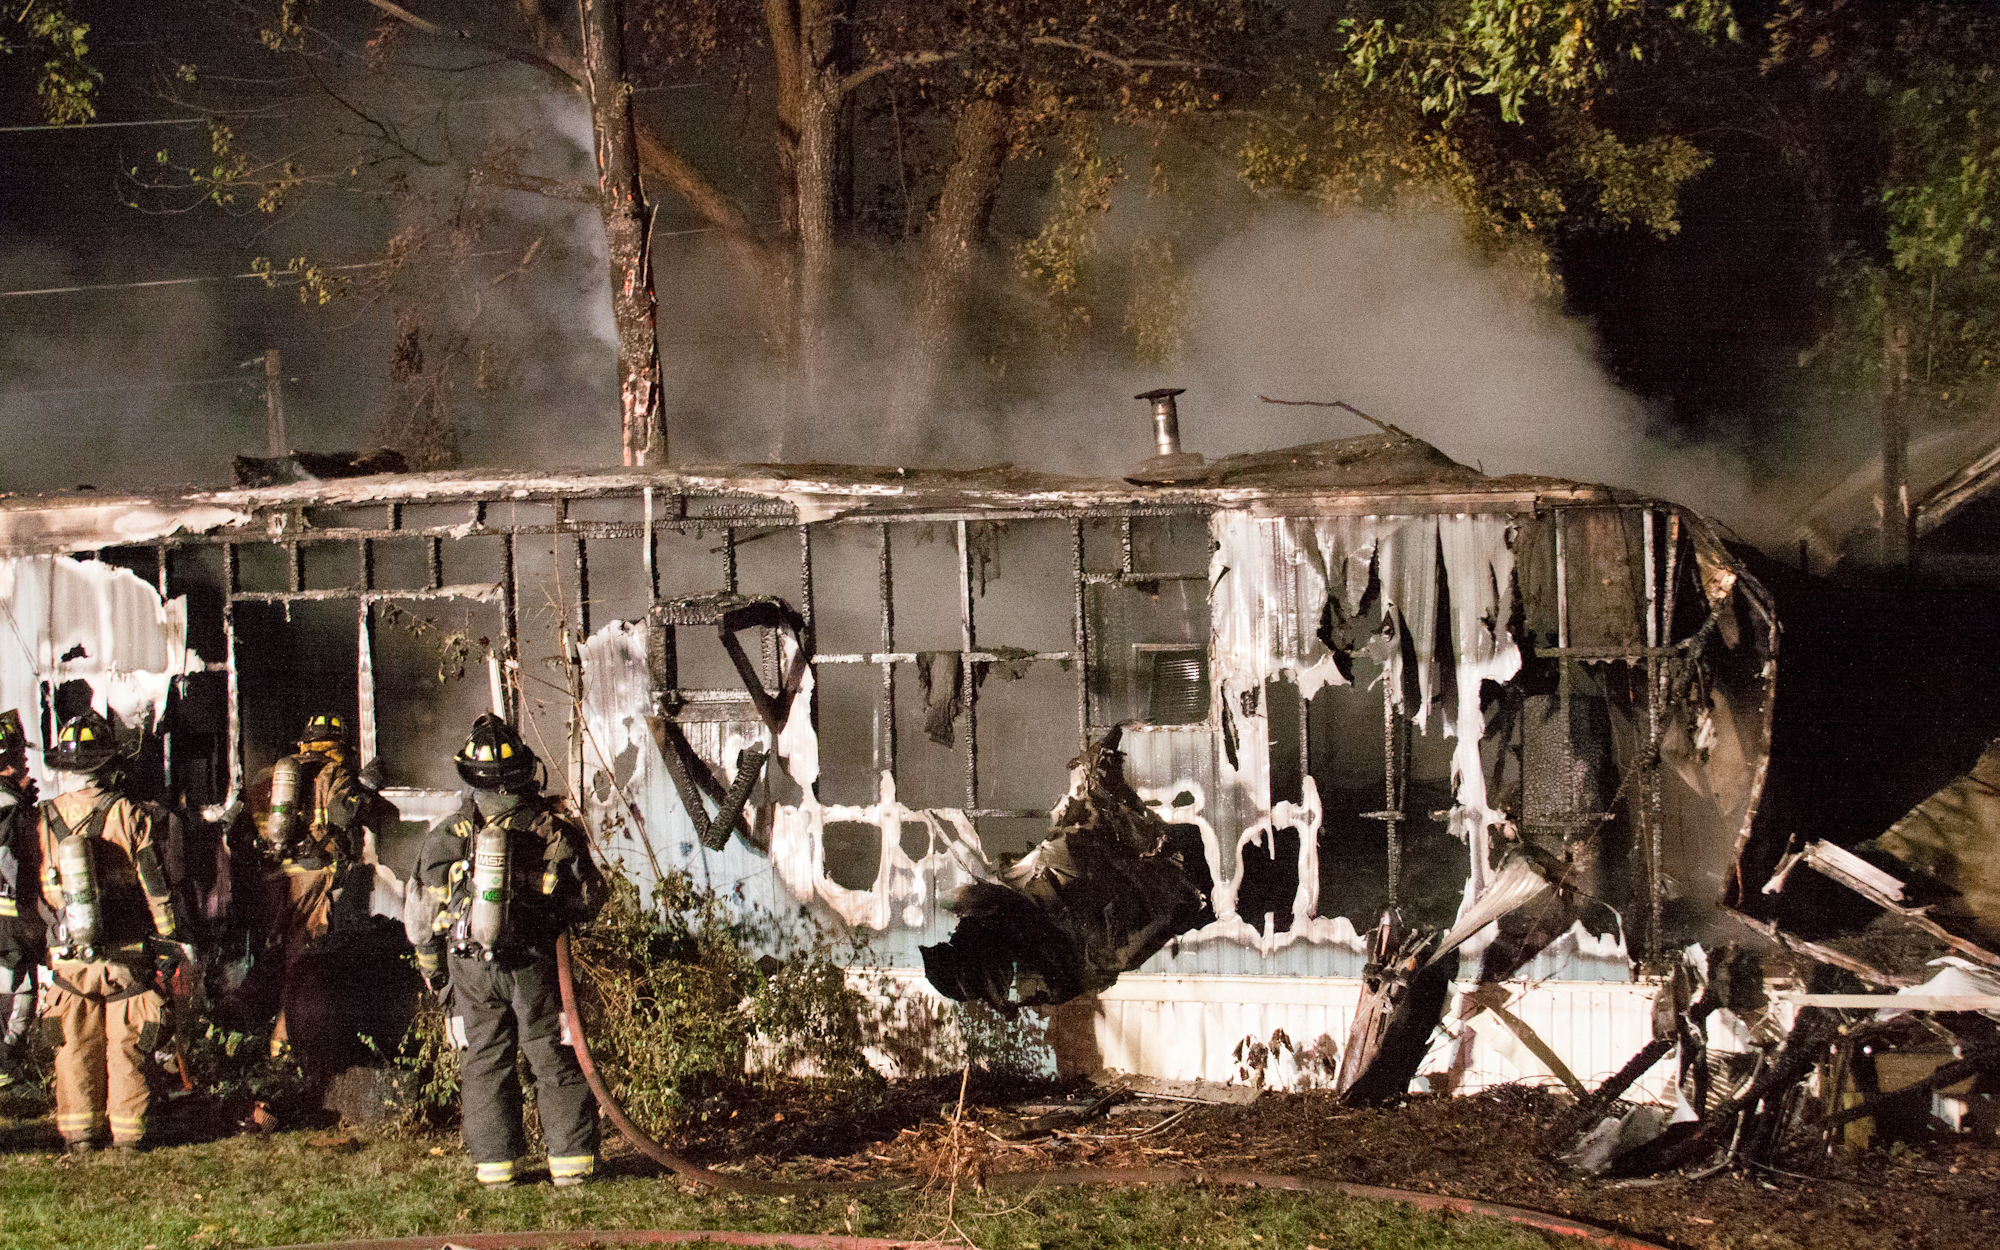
[0,432,1630,557]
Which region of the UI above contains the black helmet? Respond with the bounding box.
[0,709,25,760]
[298,711,351,752]
[46,710,120,774]
[454,714,536,791]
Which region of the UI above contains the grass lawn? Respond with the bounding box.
[0,1130,1603,1250]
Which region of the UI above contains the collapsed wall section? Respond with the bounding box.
[1175,513,1524,972]
[0,554,194,791]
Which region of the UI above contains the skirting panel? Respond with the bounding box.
[857,969,1673,1103]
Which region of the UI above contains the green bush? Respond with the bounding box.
[953,1001,1051,1078]
[382,985,460,1132]
[566,866,877,1132]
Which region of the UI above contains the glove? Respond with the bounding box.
[422,969,449,996]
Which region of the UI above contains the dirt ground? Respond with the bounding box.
[8,1069,1997,1248]
[653,1076,2000,1250]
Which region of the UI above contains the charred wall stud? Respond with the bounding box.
[1364,696,1410,911]
[1642,507,1664,962]
[358,533,377,765]
[155,542,174,796]
[501,527,519,725]
[643,486,659,602]
[957,519,978,813]
[223,540,242,797]
[1071,519,1089,751]
[798,521,818,806]
[876,523,895,777]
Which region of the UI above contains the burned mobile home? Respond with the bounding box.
[0,398,1782,1102]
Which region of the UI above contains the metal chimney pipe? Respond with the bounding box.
[1137,387,1186,457]
[1126,386,1205,485]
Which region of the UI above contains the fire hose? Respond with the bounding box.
[551,935,1683,1250]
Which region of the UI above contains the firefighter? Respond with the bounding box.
[259,712,367,1062]
[0,711,42,1090]
[406,715,607,1189]
[36,710,176,1153]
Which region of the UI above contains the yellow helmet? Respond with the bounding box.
[46,710,119,774]
[453,714,536,790]
[299,712,350,752]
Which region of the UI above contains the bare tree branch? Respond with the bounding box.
[1029,36,1234,75]
[469,167,596,203]
[360,0,582,89]
[633,123,785,290]
[763,0,803,126]
[1258,396,1415,440]
[835,50,958,97]
[300,56,442,167]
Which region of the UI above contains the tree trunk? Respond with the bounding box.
[1883,312,1912,566]
[896,96,1012,431]
[581,0,664,466]
[789,0,844,411]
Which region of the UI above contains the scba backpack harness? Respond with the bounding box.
[437,803,575,961]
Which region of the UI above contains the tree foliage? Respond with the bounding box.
[566,867,877,1130]
[3,1,102,125]
[102,1,1772,454]
[1218,8,1723,298]
[1340,0,1737,122]
[1770,0,2000,419]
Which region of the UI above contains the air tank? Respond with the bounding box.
[467,825,510,955]
[265,755,302,854]
[56,835,100,955]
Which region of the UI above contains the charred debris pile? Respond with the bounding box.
[902,504,2000,1181]
[920,726,1215,1012]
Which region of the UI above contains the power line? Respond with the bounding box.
[0,81,707,136]
[0,249,515,299]
[0,117,209,134]
[1,374,307,400]
[1,270,299,298]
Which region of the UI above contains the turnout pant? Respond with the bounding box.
[446,950,597,1184]
[42,959,165,1146]
[0,958,34,1085]
[266,864,336,1055]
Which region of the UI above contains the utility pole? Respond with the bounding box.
[264,348,287,456]
[1882,321,1913,566]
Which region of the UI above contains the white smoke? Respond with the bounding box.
[649,193,1786,543]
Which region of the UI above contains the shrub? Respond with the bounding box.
[382,985,460,1132]
[566,866,878,1132]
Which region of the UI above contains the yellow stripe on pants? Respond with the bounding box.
[475,1159,517,1185]
[43,960,164,1147]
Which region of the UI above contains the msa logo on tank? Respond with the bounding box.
[468,825,509,950]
